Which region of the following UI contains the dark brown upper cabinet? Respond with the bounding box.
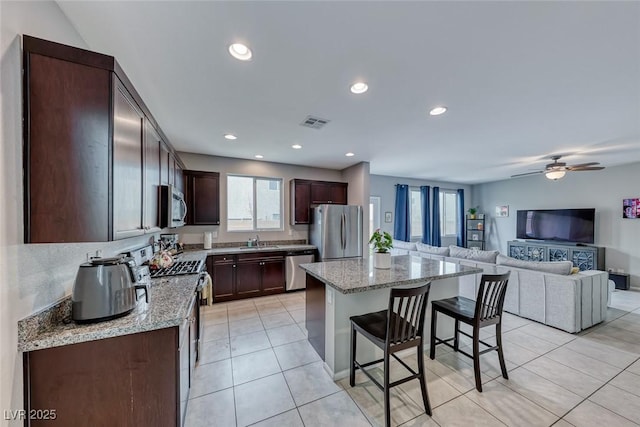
[23,35,183,243]
[290,179,348,225]
[184,170,220,225]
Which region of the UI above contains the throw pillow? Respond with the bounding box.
[496,254,573,275]
[449,245,499,263]
[416,242,450,256]
[392,240,417,251]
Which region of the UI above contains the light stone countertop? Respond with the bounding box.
[17,251,208,353]
[300,255,482,294]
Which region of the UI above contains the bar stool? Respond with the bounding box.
[350,283,432,426]
[429,272,511,392]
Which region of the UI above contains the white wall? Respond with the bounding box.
[0,3,165,423]
[472,161,640,287]
[369,174,473,246]
[177,152,350,244]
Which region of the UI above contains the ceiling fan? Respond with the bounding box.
[511,155,605,180]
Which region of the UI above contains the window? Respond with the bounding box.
[227,175,283,231]
[410,188,422,240]
[439,190,458,237]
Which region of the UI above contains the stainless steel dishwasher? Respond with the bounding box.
[285,250,315,291]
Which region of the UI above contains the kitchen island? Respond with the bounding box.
[300,255,482,379]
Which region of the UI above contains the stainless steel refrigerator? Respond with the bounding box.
[310,205,363,261]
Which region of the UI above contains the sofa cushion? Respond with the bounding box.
[449,245,499,263]
[392,240,417,251]
[496,254,573,275]
[415,242,450,256]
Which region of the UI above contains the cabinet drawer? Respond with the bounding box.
[211,255,236,263]
[237,251,285,261]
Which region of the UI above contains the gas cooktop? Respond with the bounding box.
[150,260,204,278]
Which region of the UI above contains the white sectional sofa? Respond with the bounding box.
[391,241,610,333]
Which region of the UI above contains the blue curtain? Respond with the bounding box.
[420,186,431,244]
[394,184,411,241]
[457,189,465,246]
[431,187,441,246]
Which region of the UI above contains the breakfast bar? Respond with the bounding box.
[300,255,482,379]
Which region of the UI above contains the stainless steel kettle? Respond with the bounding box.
[72,255,148,323]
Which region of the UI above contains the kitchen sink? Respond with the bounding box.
[238,245,280,250]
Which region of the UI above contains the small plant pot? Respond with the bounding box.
[468,214,476,220]
[374,252,391,269]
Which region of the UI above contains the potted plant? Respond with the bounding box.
[369,229,393,269]
[468,207,478,219]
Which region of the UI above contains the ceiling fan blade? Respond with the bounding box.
[511,171,544,178]
[569,166,605,171]
[568,162,600,168]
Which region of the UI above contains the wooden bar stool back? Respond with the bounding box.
[429,272,511,392]
[349,283,432,426]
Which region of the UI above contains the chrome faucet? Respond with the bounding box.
[255,234,261,247]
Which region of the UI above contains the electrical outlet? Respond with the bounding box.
[288,229,293,236]
[211,231,218,238]
[326,289,333,304]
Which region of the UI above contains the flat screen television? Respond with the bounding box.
[516,209,595,244]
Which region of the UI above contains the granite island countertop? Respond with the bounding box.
[300,255,482,294]
[17,251,209,352]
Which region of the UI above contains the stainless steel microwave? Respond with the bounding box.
[159,185,187,228]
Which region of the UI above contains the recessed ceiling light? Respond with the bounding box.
[429,106,448,116]
[350,82,368,94]
[228,43,252,61]
[224,133,237,140]
[345,152,355,157]
[255,154,264,159]
[292,144,302,149]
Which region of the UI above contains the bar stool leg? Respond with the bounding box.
[416,340,432,416]
[384,351,391,427]
[496,322,509,380]
[453,319,460,352]
[350,325,356,387]
[472,327,482,392]
[429,308,437,360]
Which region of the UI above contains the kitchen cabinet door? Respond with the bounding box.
[179,320,190,426]
[290,179,311,224]
[185,170,220,225]
[311,182,331,204]
[330,183,348,204]
[169,153,176,187]
[175,163,184,194]
[24,51,111,243]
[209,256,235,302]
[235,259,262,298]
[143,122,161,232]
[160,143,170,186]
[113,80,144,240]
[261,258,286,294]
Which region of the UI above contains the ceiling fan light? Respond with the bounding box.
[545,170,566,180]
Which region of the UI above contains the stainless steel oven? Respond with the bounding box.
[159,184,187,228]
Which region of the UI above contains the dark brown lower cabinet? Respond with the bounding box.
[24,296,199,427]
[208,252,285,302]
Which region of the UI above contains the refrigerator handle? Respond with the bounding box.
[341,212,346,250]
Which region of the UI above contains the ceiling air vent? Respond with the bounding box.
[300,115,330,129]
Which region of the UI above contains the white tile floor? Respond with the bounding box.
[185,289,640,427]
